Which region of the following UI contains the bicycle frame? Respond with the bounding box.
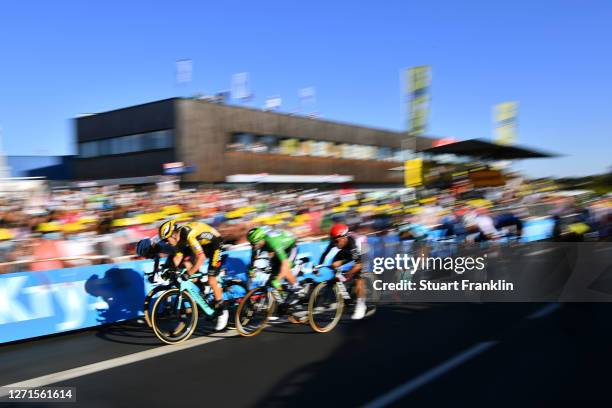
[177,279,215,316]
[316,265,352,300]
[334,274,352,300]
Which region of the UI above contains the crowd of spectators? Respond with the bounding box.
[0,180,610,273]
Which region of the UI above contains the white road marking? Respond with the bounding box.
[361,303,561,407]
[0,331,238,396]
[526,303,561,320]
[362,341,498,408]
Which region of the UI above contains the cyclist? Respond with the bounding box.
[158,219,228,331]
[319,223,367,320]
[246,227,304,301]
[494,212,524,241]
[136,237,176,281]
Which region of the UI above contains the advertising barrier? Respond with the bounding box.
[0,241,330,344]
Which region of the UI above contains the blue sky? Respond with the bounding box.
[0,0,610,177]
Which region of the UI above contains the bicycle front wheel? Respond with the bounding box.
[143,285,171,328]
[151,288,199,345]
[235,287,275,337]
[308,282,344,333]
[222,280,249,329]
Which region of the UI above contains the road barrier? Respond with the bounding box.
[0,241,330,344]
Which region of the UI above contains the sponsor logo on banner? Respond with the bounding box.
[404,158,423,187]
[494,101,518,145]
[406,66,431,136]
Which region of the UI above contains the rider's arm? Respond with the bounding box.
[188,252,206,276]
[345,237,363,278]
[345,262,362,278]
[319,242,333,265]
[186,236,206,276]
[279,258,291,279]
[153,254,161,272]
[172,252,184,268]
[268,237,292,279]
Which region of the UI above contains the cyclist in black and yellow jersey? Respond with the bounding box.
[158,219,228,331]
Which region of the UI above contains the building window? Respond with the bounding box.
[78,129,174,158]
[226,132,399,162]
[150,130,173,149]
[79,142,97,158]
[259,135,278,153]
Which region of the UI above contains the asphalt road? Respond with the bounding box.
[1,302,611,408]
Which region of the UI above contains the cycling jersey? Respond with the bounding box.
[175,222,223,276]
[142,238,176,272]
[319,235,362,277]
[494,213,523,234]
[319,235,361,265]
[251,229,297,273]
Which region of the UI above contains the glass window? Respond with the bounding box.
[159,130,174,148]
[80,142,97,158]
[97,139,111,156]
[259,135,278,153]
[140,130,171,150]
[228,133,254,151]
[127,134,142,153]
[110,137,122,155]
[150,131,164,149]
[378,147,391,161]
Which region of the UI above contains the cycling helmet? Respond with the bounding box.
[158,219,176,240]
[136,238,153,258]
[247,227,266,244]
[330,223,349,239]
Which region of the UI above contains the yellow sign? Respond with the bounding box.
[280,138,299,155]
[404,158,423,187]
[494,102,518,145]
[406,66,431,136]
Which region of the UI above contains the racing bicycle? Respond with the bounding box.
[234,255,315,337]
[143,251,244,328]
[149,267,248,344]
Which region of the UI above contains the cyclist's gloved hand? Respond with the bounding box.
[180,272,191,281]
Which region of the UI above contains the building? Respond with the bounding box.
[74,98,435,185]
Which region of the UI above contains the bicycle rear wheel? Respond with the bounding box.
[151,288,199,344]
[308,282,344,333]
[235,287,275,337]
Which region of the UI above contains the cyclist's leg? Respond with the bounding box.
[351,269,367,319]
[275,244,299,286]
[204,239,224,302]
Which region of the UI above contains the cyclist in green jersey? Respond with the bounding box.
[246,227,304,298]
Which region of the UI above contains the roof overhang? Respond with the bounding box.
[422,138,559,160]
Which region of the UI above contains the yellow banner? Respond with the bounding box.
[494,102,518,145]
[406,66,431,136]
[404,158,423,187]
